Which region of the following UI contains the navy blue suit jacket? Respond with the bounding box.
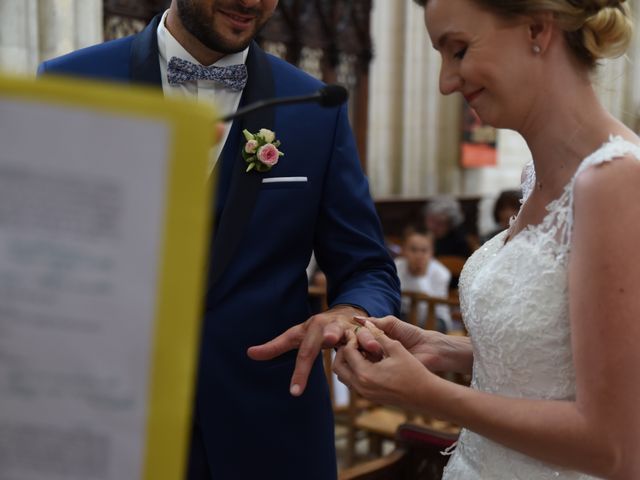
[39,15,400,480]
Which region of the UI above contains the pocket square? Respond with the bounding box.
[262,177,308,184]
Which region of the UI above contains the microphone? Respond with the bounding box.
[220,84,348,123]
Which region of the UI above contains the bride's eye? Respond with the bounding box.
[454,47,468,59]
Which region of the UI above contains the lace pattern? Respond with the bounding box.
[520,160,536,204]
[443,136,640,479]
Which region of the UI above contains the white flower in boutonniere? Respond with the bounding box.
[259,128,275,144]
[242,128,284,173]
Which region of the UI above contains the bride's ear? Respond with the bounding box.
[527,12,554,55]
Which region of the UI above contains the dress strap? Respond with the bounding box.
[558,135,640,250]
[573,135,640,179]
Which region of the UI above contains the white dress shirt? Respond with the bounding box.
[156,10,248,169]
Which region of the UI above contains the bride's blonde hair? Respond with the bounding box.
[415,0,634,68]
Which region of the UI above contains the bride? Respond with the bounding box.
[333,0,640,478]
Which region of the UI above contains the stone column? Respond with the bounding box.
[594,56,628,122]
[626,0,640,131]
[74,0,103,50]
[369,0,460,197]
[0,0,102,75]
[0,0,39,74]
[38,0,76,62]
[367,0,406,197]
[400,0,440,197]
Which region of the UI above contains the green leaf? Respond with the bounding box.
[242,129,255,141]
[246,163,255,172]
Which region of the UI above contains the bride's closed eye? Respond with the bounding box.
[454,47,468,59]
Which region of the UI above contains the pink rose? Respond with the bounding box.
[245,139,259,154]
[257,144,280,166]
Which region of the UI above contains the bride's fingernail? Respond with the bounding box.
[365,320,377,330]
[353,315,368,325]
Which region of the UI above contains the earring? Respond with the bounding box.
[532,45,541,54]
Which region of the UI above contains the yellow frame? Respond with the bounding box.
[0,73,217,480]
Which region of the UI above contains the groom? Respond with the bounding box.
[38,0,399,479]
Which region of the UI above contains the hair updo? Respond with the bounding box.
[414,0,634,69]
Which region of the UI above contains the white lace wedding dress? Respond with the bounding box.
[442,137,640,479]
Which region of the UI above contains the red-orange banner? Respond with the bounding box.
[460,104,497,168]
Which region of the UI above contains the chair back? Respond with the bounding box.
[402,290,460,331]
[436,254,466,279]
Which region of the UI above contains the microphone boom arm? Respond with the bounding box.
[218,85,348,123]
[220,93,320,123]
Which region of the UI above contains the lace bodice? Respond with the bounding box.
[443,137,640,479]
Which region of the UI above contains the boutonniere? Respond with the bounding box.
[242,128,284,173]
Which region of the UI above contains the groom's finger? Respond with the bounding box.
[289,321,325,396]
[355,326,383,359]
[322,321,344,346]
[247,324,303,361]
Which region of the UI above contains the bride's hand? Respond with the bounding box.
[354,316,473,374]
[333,326,439,409]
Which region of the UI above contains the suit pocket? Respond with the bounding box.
[260,176,308,190]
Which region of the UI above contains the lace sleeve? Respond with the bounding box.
[520,161,535,204]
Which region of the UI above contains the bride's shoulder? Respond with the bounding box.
[573,147,640,216]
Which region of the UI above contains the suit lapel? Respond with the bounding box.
[129,18,274,290]
[208,42,275,290]
[130,14,163,87]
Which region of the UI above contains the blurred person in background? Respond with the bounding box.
[424,195,474,258]
[482,189,522,243]
[395,226,452,331]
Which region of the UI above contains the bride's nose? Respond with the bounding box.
[439,63,463,95]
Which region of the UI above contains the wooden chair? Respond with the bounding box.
[348,400,460,462]
[339,423,458,480]
[435,255,466,280]
[402,290,462,332]
[435,254,467,300]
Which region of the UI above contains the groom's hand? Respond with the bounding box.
[247,305,382,396]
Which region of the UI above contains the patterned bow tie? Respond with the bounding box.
[167,57,248,91]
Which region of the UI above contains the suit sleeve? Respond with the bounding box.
[313,104,400,317]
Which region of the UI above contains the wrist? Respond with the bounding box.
[436,376,465,422]
[452,337,474,374]
[411,369,447,417]
[329,304,368,318]
[438,334,474,374]
[417,372,463,422]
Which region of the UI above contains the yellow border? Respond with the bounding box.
[0,73,217,480]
